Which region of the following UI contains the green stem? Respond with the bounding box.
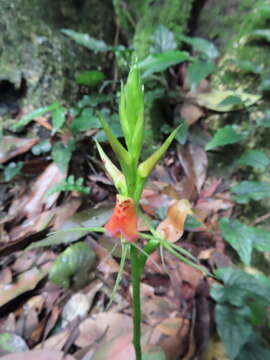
[130,245,143,360]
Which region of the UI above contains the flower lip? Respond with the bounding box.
[105,195,138,242]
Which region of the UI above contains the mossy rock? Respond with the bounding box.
[0,0,115,110]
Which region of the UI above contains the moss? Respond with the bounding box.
[0,0,115,109]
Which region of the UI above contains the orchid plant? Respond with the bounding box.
[90,65,207,359]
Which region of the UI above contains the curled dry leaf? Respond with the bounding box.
[180,102,205,125]
[0,136,38,164]
[157,199,192,243]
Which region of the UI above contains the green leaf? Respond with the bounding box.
[184,214,203,230]
[232,59,262,74]
[150,24,177,53]
[175,119,188,145]
[76,70,105,86]
[206,125,246,151]
[196,90,260,112]
[61,29,109,52]
[71,108,100,134]
[237,334,270,360]
[142,349,166,360]
[52,107,66,135]
[98,113,131,169]
[219,218,253,265]
[220,218,270,255]
[187,60,214,91]
[248,29,270,42]
[236,149,270,170]
[218,95,243,108]
[211,267,270,306]
[32,139,51,155]
[215,304,253,360]
[46,175,90,197]
[12,102,60,130]
[138,125,180,179]
[95,141,127,195]
[49,242,96,289]
[27,206,110,250]
[51,139,75,173]
[181,36,219,60]
[231,181,270,203]
[4,161,24,181]
[137,51,190,78]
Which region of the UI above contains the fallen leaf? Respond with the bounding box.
[157,200,193,243]
[0,333,29,356]
[75,312,133,348]
[0,262,53,307]
[180,102,205,125]
[23,163,66,218]
[1,350,75,360]
[0,136,38,164]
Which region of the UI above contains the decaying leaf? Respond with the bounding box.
[0,136,38,164]
[157,200,193,242]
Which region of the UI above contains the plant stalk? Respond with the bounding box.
[130,245,143,360]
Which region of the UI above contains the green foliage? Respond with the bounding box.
[181,36,219,60]
[206,125,246,151]
[49,242,96,289]
[149,25,177,53]
[12,102,60,130]
[187,60,215,91]
[4,162,23,181]
[31,139,51,155]
[62,29,109,52]
[137,51,190,78]
[71,108,101,134]
[236,149,270,170]
[211,267,270,359]
[51,139,75,173]
[52,106,66,135]
[76,70,105,86]
[46,175,90,197]
[219,218,270,265]
[231,181,270,203]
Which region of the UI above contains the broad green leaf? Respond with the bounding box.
[137,51,190,77]
[237,334,270,360]
[187,60,214,91]
[184,214,203,230]
[206,125,246,151]
[211,267,270,306]
[71,108,100,134]
[61,29,109,52]
[95,141,127,195]
[219,218,253,265]
[259,78,270,92]
[51,139,75,173]
[32,139,51,155]
[215,304,253,360]
[181,36,219,60]
[236,149,270,170]
[76,70,105,86]
[150,24,177,53]
[12,102,60,130]
[218,95,243,108]
[52,106,65,135]
[196,90,260,112]
[231,181,270,203]
[49,242,96,289]
[220,218,270,254]
[4,162,23,181]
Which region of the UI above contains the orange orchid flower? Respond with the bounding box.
[105,195,138,242]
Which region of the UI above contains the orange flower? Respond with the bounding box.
[105,195,138,242]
